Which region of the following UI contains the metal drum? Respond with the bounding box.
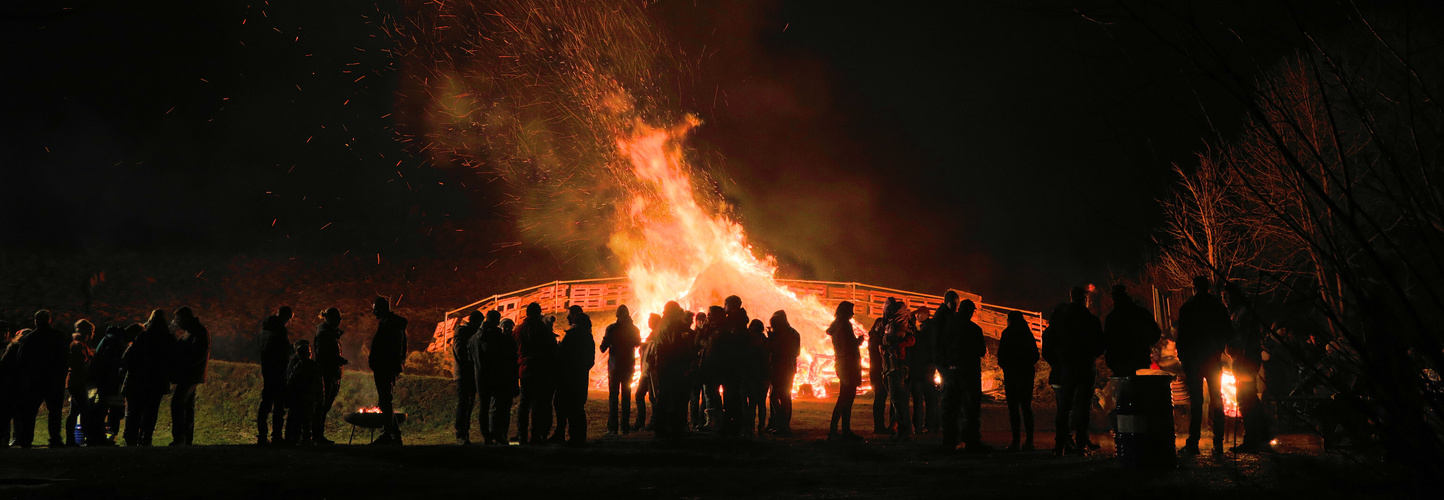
[1114,374,1177,468]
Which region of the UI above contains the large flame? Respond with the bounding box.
[610,115,868,398]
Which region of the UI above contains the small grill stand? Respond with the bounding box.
[343,411,409,445]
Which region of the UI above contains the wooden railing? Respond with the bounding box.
[428,277,1047,353]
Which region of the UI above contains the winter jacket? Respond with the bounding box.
[368,312,408,374]
[173,319,210,385]
[1176,292,1231,362]
[313,322,347,381]
[1103,298,1161,376]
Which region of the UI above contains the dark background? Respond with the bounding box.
[0,0,1344,312]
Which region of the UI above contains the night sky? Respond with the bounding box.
[1,0,1363,311]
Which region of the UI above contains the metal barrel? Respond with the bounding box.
[1113,374,1177,468]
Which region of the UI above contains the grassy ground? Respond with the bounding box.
[2,362,1426,499]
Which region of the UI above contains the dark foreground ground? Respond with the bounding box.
[0,391,1425,500]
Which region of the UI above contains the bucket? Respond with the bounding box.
[1114,374,1176,468]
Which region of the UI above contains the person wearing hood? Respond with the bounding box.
[368,297,409,445]
[550,306,595,445]
[515,302,558,444]
[880,299,917,441]
[15,310,70,448]
[256,306,294,445]
[600,305,641,435]
[170,307,209,446]
[122,310,176,446]
[312,307,347,445]
[469,309,517,445]
[452,310,484,445]
[765,311,800,435]
[1103,285,1161,378]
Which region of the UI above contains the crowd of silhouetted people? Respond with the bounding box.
[2,278,1273,456]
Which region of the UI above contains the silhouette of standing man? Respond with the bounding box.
[452,311,484,445]
[1176,276,1231,455]
[369,297,408,445]
[15,310,68,448]
[600,305,640,435]
[257,306,293,445]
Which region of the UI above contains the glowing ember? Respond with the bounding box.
[355,406,382,414]
[1220,369,1240,418]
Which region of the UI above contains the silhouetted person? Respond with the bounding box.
[827,301,863,442]
[515,302,557,444]
[600,305,641,435]
[369,297,408,445]
[312,307,347,445]
[1104,285,1161,377]
[651,302,695,438]
[452,311,484,445]
[880,299,916,441]
[66,319,97,446]
[693,307,725,431]
[908,307,939,433]
[469,310,517,445]
[1223,283,1272,453]
[14,310,68,448]
[551,306,594,445]
[257,306,294,445]
[1177,276,1230,455]
[868,300,895,436]
[1042,287,1104,456]
[91,325,130,439]
[933,292,962,449]
[997,310,1038,451]
[1,324,22,447]
[634,313,662,431]
[953,299,990,451]
[744,318,770,436]
[765,311,800,435]
[171,307,209,446]
[122,310,176,447]
[282,339,322,445]
[718,296,754,436]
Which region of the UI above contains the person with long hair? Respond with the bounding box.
[827,301,863,442]
[121,309,176,446]
[997,310,1039,451]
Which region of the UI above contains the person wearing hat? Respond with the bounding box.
[827,301,863,442]
[170,307,209,446]
[312,307,347,445]
[368,297,409,445]
[256,306,294,445]
[452,310,485,445]
[283,339,323,445]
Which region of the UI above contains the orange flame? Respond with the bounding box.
[1220,368,1240,418]
[607,115,868,399]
